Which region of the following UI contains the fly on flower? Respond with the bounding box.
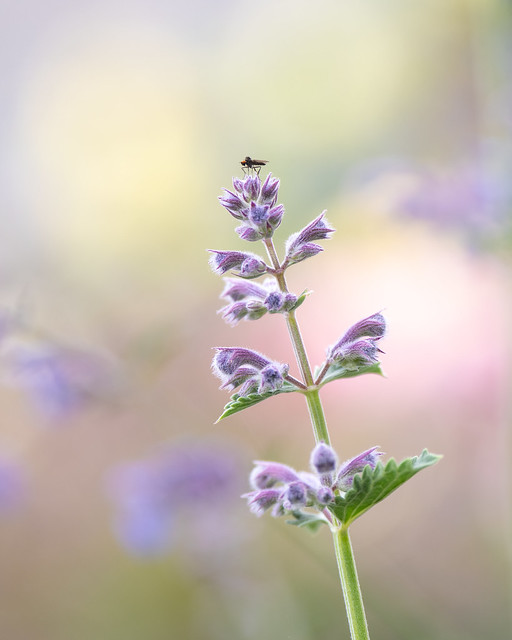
[241,157,268,176]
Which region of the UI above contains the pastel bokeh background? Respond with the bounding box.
[0,0,511,638]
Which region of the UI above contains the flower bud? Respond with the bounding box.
[212,347,270,379]
[336,447,383,491]
[250,461,300,489]
[316,486,335,506]
[282,482,308,511]
[310,443,338,474]
[243,488,281,516]
[218,189,248,220]
[327,312,386,370]
[212,348,289,396]
[209,250,267,278]
[285,213,335,265]
[244,175,261,201]
[264,291,285,313]
[220,302,250,325]
[258,363,289,393]
[235,225,264,242]
[244,301,268,321]
[329,339,381,371]
[240,256,267,278]
[220,279,267,303]
[259,173,280,206]
[282,293,298,311]
[218,278,298,326]
[337,312,386,345]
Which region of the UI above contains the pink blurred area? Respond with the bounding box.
[0,0,510,638]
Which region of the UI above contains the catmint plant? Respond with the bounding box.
[209,163,441,640]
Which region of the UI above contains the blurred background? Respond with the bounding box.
[0,0,511,638]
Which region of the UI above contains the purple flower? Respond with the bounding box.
[250,461,301,489]
[244,444,383,521]
[282,482,308,510]
[258,363,287,393]
[219,174,284,240]
[397,165,500,233]
[208,250,268,278]
[284,213,335,265]
[327,312,386,370]
[336,447,384,491]
[212,347,289,396]
[0,337,116,420]
[316,486,335,505]
[243,488,281,517]
[220,279,268,302]
[235,202,285,242]
[221,300,267,325]
[310,443,338,486]
[109,442,241,555]
[219,278,299,326]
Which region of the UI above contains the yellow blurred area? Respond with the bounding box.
[14,23,202,275]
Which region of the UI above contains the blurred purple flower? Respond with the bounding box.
[397,166,499,232]
[350,158,507,244]
[109,443,242,555]
[0,337,117,420]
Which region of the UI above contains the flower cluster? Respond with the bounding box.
[243,443,383,518]
[212,347,289,396]
[327,312,386,371]
[219,173,283,241]
[219,277,299,326]
[210,171,336,392]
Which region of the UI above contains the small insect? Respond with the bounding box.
[240,156,268,175]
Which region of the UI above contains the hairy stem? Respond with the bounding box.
[263,237,369,639]
[263,237,331,445]
[333,527,370,640]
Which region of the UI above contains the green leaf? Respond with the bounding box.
[286,511,329,532]
[215,381,299,422]
[328,449,442,527]
[316,362,385,387]
[290,289,310,312]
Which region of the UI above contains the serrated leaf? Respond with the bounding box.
[286,511,329,532]
[328,449,442,527]
[316,362,385,387]
[215,381,298,422]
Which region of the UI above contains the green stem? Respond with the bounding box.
[333,527,370,640]
[263,235,368,639]
[263,238,330,445]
